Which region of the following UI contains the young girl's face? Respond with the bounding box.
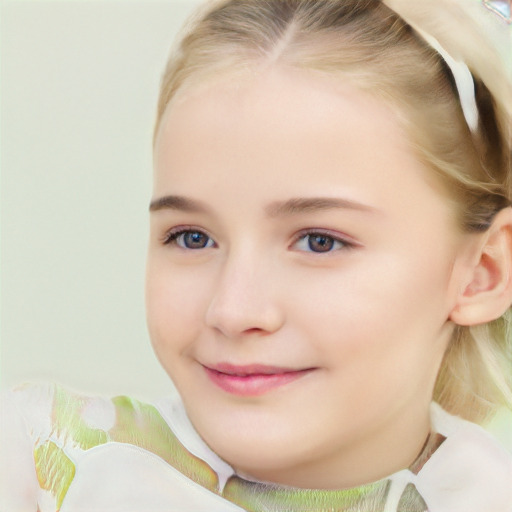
[147,66,477,488]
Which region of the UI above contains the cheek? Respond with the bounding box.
[290,249,453,359]
[145,258,212,354]
[288,260,450,418]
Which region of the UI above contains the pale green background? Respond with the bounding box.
[1,0,511,448]
[1,0,200,399]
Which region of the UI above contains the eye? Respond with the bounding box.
[293,231,353,253]
[164,229,215,249]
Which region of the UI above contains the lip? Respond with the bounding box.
[202,363,316,396]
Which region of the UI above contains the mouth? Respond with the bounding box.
[202,363,316,396]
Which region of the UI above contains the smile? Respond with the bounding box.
[202,363,316,396]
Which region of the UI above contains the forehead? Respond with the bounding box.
[153,65,448,217]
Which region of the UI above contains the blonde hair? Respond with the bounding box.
[154,0,512,423]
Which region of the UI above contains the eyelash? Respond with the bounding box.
[292,229,357,253]
[162,227,357,253]
[163,227,216,249]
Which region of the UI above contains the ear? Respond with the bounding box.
[450,207,512,326]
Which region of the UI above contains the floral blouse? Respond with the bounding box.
[1,383,511,512]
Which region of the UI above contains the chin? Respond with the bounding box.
[219,443,301,481]
[198,415,311,474]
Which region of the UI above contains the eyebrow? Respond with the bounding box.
[149,195,377,216]
[265,197,377,217]
[149,195,210,213]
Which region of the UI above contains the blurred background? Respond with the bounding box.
[1,0,511,449]
[1,0,200,399]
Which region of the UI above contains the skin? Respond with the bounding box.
[147,65,480,489]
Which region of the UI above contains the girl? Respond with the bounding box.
[2,0,512,510]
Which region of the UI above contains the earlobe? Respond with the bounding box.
[449,207,512,326]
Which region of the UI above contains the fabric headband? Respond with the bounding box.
[414,25,480,132]
[383,0,512,134]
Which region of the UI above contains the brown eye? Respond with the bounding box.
[307,234,335,252]
[293,232,353,253]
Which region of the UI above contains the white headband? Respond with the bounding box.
[381,2,479,132]
[383,0,511,134]
[413,25,480,132]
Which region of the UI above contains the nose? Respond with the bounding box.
[205,251,285,339]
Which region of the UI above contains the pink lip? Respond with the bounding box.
[203,363,315,396]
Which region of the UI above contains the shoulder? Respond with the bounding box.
[0,383,53,512]
[0,383,182,511]
[416,403,512,512]
[1,383,240,512]
[0,383,117,511]
[2,382,174,446]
